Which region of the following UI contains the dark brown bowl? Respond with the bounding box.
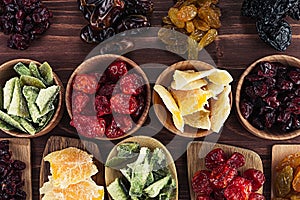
[236,54,300,140]
[153,60,232,138]
[0,59,64,138]
[65,54,151,141]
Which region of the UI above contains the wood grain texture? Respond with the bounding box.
[271,145,300,199]
[187,141,263,200]
[39,136,104,199]
[0,138,32,200]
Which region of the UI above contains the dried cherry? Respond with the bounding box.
[131,93,145,119]
[243,169,265,192]
[71,114,105,138]
[106,61,128,82]
[226,152,246,169]
[97,83,117,97]
[223,177,252,200]
[73,74,98,94]
[210,164,237,189]
[205,148,226,170]
[95,95,112,117]
[110,93,138,114]
[72,92,90,114]
[105,118,126,138]
[119,73,144,95]
[192,170,213,196]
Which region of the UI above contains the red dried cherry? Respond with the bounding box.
[95,95,111,117]
[205,148,227,170]
[97,83,117,97]
[226,152,246,169]
[120,73,144,95]
[105,118,126,138]
[71,114,105,138]
[72,92,90,114]
[192,170,213,196]
[106,61,128,82]
[110,93,138,114]
[223,177,252,200]
[243,169,265,192]
[73,74,98,94]
[210,164,237,189]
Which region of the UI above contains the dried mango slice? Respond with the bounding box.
[154,85,184,132]
[210,85,231,132]
[36,85,60,112]
[207,69,233,86]
[7,79,29,118]
[207,82,224,98]
[39,62,54,86]
[14,62,32,76]
[183,109,211,130]
[171,78,207,90]
[171,88,212,116]
[20,75,46,89]
[3,77,17,110]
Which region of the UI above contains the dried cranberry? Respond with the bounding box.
[245,74,264,82]
[226,152,245,169]
[73,74,98,94]
[205,148,226,170]
[240,100,253,119]
[289,70,300,85]
[277,78,293,90]
[106,61,128,82]
[223,177,252,200]
[113,114,133,132]
[12,160,26,170]
[277,111,291,123]
[243,169,265,192]
[110,93,138,114]
[257,62,277,77]
[119,73,144,95]
[105,118,126,138]
[192,170,213,195]
[251,117,264,130]
[253,81,268,97]
[210,164,237,189]
[95,95,111,117]
[72,92,90,114]
[245,86,256,99]
[248,193,265,200]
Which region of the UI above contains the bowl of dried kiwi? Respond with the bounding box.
[0,59,64,138]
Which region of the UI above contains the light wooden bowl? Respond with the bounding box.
[236,54,300,140]
[105,136,178,200]
[0,59,64,138]
[153,60,232,138]
[65,54,151,140]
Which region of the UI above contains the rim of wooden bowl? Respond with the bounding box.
[152,60,233,138]
[0,58,64,138]
[65,54,151,141]
[105,135,179,200]
[236,54,300,140]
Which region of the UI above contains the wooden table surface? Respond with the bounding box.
[0,0,300,199]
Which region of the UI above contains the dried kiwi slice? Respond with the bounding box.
[3,77,17,110]
[11,116,36,135]
[0,119,14,131]
[0,110,26,132]
[35,85,60,112]
[29,62,47,84]
[39,62,53,85]
[14,62,32,76]
[20,75,46,89]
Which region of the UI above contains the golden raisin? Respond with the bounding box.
[193,18,210,31]
[177,5,198,22]
[198,29,218,50]
[168,7,185,28]
[198,6,221,28]
[186,21,195,33]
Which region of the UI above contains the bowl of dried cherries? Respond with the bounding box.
[66,54,151,140]
[236,55,300,140]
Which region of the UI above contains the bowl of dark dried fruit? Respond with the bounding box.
[66,54,151,140]
[0,59,64,138]
[236,55,300,140]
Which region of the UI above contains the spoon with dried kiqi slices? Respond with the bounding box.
[154,66,233,134]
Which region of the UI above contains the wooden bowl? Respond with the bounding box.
[0,59,64,138]
[153,60,232,138]
[105,135,179,200]
[236,54,300,140]
[65,54,151,140]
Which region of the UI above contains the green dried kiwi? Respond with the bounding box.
[22,86,41,123]
[3,77,17,110]
[7,79,29,118]
[20,75,46,89]
[37,110,54,131]
[13,62,32,76]
[0,119,14,131]
[11,116,36,135]
[35,85,60,113]
[29,62,47,84]
[0,110,26,132]
[39,62,53,86]
[0,86,3,110]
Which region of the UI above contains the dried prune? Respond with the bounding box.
[205,148,226,170]
[192,170,213,195]
[80,24,115,44]
[243,169,265,192]
[115,14,150,33]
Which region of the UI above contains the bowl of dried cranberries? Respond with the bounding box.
[236,55,300,140]
[66,54,151,140]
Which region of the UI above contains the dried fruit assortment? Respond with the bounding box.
[78,0,153,44]
[273,152,300,199]
[154,68,232,133]
[240,61,300,133]
[0,0,53,50]
[0,140,27,199]
[40,147,104,200]
[106,142,176,199]
[241,0,300,51]
[0,62,60,135]
[70,60,147,139]
[192,148,266,200]
[160,0,221,55]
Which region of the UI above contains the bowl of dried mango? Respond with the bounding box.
[0,59,64,138]
[152,60,233,138]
